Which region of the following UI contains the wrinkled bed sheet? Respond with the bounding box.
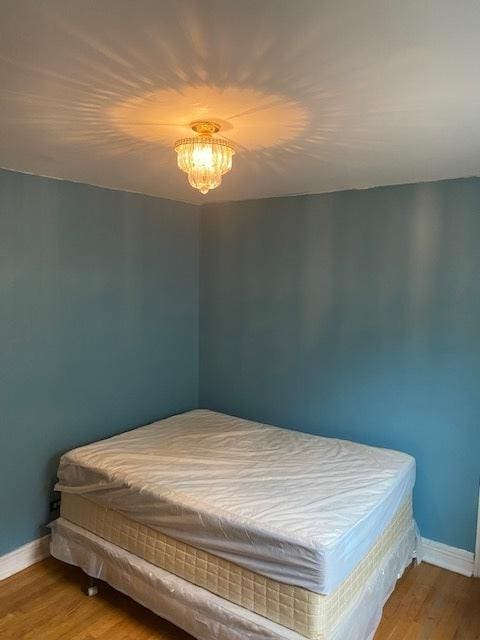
[56,409,415,595]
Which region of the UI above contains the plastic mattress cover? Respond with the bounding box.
[56,409,416,595]
[49,517,419,640]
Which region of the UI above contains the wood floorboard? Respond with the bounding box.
[0,558,478,639]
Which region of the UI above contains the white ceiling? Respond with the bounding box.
[1,0,480,204]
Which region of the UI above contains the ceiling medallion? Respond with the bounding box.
[175,121,235,195]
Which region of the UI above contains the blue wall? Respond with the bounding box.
[2,170,478,556]
[0,169,199,555]
[200,178,480,552]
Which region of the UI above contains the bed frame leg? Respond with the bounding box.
[83,574,98,597]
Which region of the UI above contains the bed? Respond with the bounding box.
[50,409,419,640]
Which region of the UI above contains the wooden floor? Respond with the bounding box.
[0,558,478,639]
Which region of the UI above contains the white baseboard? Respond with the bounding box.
[421,537,475,577]
[0,535,51,581]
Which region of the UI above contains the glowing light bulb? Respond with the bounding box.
[192,145,214,169]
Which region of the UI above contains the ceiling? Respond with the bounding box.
[1,0,480,204]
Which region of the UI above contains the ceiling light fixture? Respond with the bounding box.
[175,122,235,195]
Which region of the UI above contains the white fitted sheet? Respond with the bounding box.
[56,409,416,595]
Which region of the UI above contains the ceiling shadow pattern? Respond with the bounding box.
[1,0,479,202]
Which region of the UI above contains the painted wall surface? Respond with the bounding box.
[200,178,480,552]
[0,169,199,555]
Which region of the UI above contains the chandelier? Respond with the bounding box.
[175,122,235,195]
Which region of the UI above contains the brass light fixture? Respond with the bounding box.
[175,122,235,195]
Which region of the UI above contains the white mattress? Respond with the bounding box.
[60,493,414,639]
[50,516,417,640]
[56,409,415,595]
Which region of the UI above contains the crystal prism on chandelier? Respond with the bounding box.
[175,122,235,195]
